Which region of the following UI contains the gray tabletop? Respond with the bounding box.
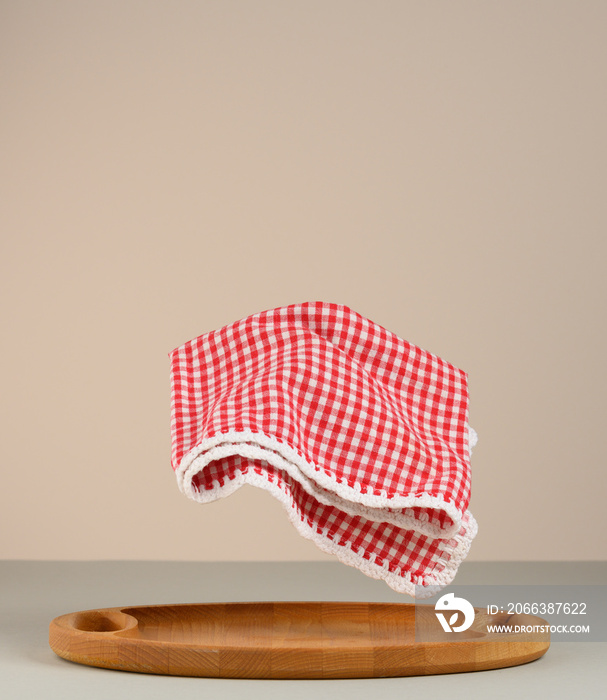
[2,560,606,699]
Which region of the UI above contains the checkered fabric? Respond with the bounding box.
[169,302,478,597]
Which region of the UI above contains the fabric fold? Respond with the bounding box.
[169,301,478,597]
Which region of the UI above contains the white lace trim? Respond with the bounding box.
[174,428,478,597]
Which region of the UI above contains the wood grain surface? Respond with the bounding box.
[49,601,550,679]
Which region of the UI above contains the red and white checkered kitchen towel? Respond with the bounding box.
[169,302,478,597]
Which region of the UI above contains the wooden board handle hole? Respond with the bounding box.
[70,610,137,634]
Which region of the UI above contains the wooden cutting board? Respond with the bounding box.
[49,601,550,679]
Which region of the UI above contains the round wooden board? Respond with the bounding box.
[49,601,550,679]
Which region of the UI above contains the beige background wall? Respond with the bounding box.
[2,1,605,563]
